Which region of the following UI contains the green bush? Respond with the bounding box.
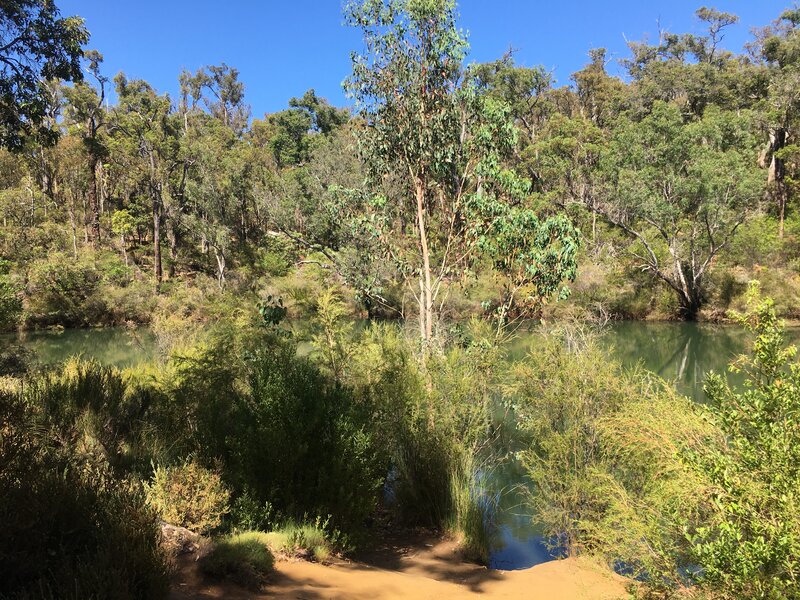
[685,283,800,598]
[346,321,497,542]
[0,274,21,330]
[0,386,170,600]
[24,254,105,327]
[230,491,275,532]
[263,518,336,562]
[165,326,385,535]
[511,327,637,554]
[199,531,275,589]
[146,460,231,534]
[23,358,155,473]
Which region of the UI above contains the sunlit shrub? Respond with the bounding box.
[146,460,230,534]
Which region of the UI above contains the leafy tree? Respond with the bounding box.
[0,0,88,149]
[63,50,107,246]
[183,117,247,288]
[755,8,800,237]
[344,0,579,342]
[109,74,181,290]
[597,102,764,319]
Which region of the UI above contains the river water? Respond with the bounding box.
[4,321,793,569]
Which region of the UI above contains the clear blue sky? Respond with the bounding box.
[58,0,790,117]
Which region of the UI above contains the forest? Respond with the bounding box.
[1,0,800,599]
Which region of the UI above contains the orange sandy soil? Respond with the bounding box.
[170,531,630,600]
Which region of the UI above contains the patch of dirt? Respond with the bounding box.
[169,529,629,600]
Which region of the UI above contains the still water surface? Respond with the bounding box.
[4,321,795,570]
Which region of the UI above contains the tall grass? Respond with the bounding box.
[448,451,500,564]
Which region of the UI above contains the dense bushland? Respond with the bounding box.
[0,370,170,600]
[3,2,799,330]
[514,286,800,598]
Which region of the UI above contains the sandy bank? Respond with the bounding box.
[170,535,628,600]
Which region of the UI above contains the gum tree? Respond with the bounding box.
[597,102,764,319]
[0,0,88,149]
[344,0,579,343]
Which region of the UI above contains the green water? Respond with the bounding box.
[1,327,157,369]
[5,321,793,569]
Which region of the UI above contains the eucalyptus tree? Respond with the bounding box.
[469,55,553,144]
[179,63,249,135]
[597,102,764,319]
[344,0,579,342]
[755,9,800,237]
[63,50,107,246]
[183,116,249,288]
[623,7,769,118]
[109,74,181,290]
[0,0,88,149]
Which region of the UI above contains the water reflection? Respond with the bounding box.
[1,327,157,369]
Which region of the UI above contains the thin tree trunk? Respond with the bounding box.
[153,195,162,291]
[68,195,78,259]
[87,153,100,246]
[214,248,226,290]
[166,219,177,278]
[415,179,433,342]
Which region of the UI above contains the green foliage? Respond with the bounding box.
[111,208,136,237]
[598,101,765,318]
[344,0,579,340]
[229,492,276,533]
[511,327,637,553]
[686,283,800,598]
[264,517,339,562]
[0,378,169,600]
[164,326,385,534]
[0,272,21,330]
[448,451,498,565]
[146,460,231,534]
[198,531,274,589]
[0,0,89,149]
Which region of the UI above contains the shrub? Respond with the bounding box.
[23,358,154,473]
[164,326,385,535]
[199,531,274,589]
[448,452,498,565]
[23,253,105,327]
[685,283,800,598]
[511,326,637,554]
[264,518,337,562]
[146,460,231,534]
[0,388,170,600]
[346,321,498,543]
[230,491,275,532]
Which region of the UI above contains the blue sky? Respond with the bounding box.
[58,1,790,117]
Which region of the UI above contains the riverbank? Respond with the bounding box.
[170,533,629,600]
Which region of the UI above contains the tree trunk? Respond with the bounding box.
[153,196,163,292]
[415,178,433,343]
[68,195,78,259]
[767,128,788,238]
[166,219,178,278]
[87,153,100,247]
[214,248,226,290]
